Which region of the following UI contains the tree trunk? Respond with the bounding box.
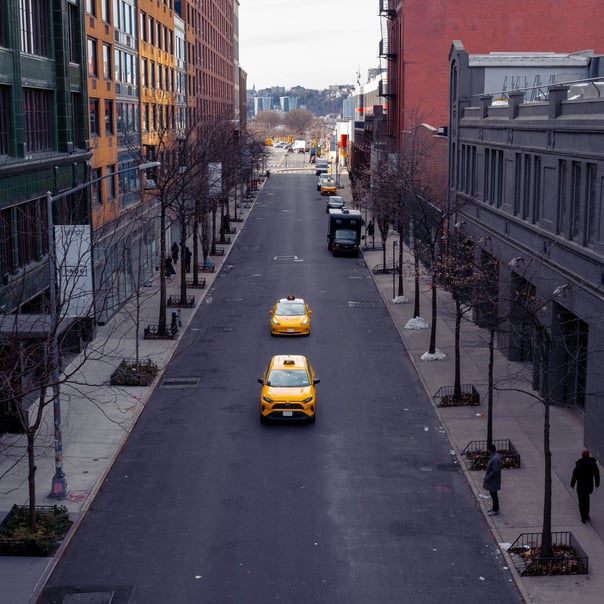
[413,244,421,318]
[397,230,404,297]
[179,235,187,303]
[157,197,167,335]
[453,298,462,399]
[487,327,495,445]
[540,328,553,558]
[428,272,437,354]
[27,428,37,530]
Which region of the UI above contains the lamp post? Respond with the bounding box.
[46,160,160,499]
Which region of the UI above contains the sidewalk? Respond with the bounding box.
[1,170,603,604]
[361,236,604,604]
[0,190,261,604]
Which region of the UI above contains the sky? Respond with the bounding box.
[238,0,382,91]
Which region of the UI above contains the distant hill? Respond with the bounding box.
[247,85,354,118]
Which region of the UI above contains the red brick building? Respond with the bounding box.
[383,0,604,143]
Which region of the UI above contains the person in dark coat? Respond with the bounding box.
[171,242,179,264]
[165,256,176,278]
[185,246,192,273]
[483,443,502,515]
[571,449,600,523]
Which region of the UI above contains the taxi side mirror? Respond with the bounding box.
[258,378,264,384]
[314,379,321,385]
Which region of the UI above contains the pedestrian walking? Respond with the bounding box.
[483,443,502,516]
[571,449,600,523]
[185,246,192,273]
[165,256,176,279]
[171,242,179,264]
[366,220,374,248]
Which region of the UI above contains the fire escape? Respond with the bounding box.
[378,0,397,144]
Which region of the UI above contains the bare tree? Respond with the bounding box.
[283,109,314,134]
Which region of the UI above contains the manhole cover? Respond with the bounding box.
[160,377,200,389]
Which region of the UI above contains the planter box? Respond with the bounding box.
[185,278,206,289]
[0,505,72,557]
[167,295,195,308]
[144,324,177,340]
[434,384,480,407]
[196,263,215,273]
[110,358,159,386]
[461,438,521,470]
[508,531,588,576]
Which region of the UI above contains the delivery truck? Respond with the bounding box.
[327,209,363,256]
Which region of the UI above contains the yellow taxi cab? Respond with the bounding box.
[320,177,337,196]
[269,296,312,336]
[258,355,320,423]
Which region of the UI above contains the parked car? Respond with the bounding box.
[326,196,345,212]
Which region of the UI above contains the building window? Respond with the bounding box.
[141,58,147,87]
[23,87,52,153]
[585,163,597,245]
[19,0,50,57]
[86,0,96,17]
[557,160,568,237]
[104,99,113,134]
[101,0,110,23]
[67,2,79,63]
[106,164,116,200]
[0,86,10,156]
[91,168,101,205]
[88,38,98,77]
[89,98,100,136]
[569,161,581,242]
[102,43,111,79]
[522,154,531,219]
[532,156,541,224]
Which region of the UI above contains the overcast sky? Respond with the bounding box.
[238,0,382,91]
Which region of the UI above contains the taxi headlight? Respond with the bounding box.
[271,317,280,325]
[302,396,313,403]
[262,395,274,403]
[301,317,309,325]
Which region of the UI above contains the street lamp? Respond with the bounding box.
[47,160,160,499]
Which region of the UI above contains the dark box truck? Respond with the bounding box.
[327,209,363,256]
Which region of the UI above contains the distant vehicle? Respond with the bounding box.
[320,177,337,196]
[293,139,309,153]
[315,158,329,176]
[317,173,332,191]
[327,208,364,256]
[326,196,344,212]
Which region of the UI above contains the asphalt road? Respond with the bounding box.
[38,172,522,604]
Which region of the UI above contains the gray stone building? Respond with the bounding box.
[448,41,604,457]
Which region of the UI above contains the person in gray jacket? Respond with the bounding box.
[483,443,502,516]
